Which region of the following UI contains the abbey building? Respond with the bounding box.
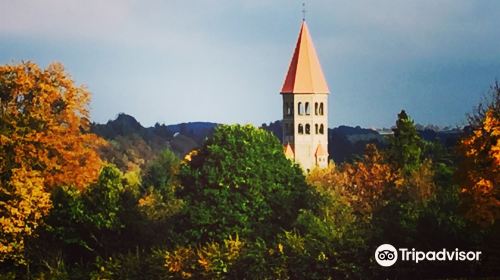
[280,20,329,171]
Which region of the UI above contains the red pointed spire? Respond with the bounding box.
[281,21,330,94]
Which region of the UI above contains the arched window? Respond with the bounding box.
[305,102,310,115]
[315,124,319,134]
[315,102,318,115]
[319,124,324,134]
[287,103,292,115]
[305,124,311,134]
[298,124,304,134]
[298,102,304,115]
[319,103,324,115]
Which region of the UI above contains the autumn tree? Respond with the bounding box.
[467,81,500,128]
[459,82,500,226]
[308,144,400,218]
[0,62,104,263]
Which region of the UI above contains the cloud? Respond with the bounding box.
[313,0,500,62]
[1,0,499,127]
[0,0,135,40]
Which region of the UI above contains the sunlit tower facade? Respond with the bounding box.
[281,20,330,171]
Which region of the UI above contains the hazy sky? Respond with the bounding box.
[1,0,499,128]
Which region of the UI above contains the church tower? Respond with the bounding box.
[281,20,329,171]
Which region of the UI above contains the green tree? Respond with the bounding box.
[36,165,129,264]
[142,149,179,191]
[136,149,183,247]
[388,110,425,175]
[177,124,316,243]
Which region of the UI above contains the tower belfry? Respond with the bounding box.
[281,20,329,170]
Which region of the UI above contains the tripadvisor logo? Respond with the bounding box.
[374,244,482,267]
[375,244,398,267]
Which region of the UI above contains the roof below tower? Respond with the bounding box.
[315,143,328,157]
[281,21,330,94]
[284,143,295,159]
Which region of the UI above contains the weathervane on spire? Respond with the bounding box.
[302,2,306,21]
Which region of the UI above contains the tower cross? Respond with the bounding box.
[302,2,306,21]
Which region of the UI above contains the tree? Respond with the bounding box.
[388,110,425,175]
[459,82,500,226]
[467,81,500,128]
[308,144,400,218]
[177,124,316,243]
[137,149,183,245]
[41,166,126,260]
[0,62,104,263]
[27,164,153,276]
[163,235,243,279]
[142,149,179,195]
[0,168,50,264]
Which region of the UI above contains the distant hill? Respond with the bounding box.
[92,113,146,139]
[260,121,385,163]
[91,113,217,171]
[418,127,462,147]
[92,114,462,170]
[261,120,283,141]
[328,125,386,163]
[261,120,463,163]
[166,122,218,145]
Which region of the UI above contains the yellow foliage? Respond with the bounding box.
[165,247,195,277]
[277,243,284,254]
[137,189,183,221]
[0,62,105,263]
[164,235,244,278]
[459,109,500,226]
[183,149,199,163]
[406,159,436,202]
[0,168,51,263]
[308,144,401,217]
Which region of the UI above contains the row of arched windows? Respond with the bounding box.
[297,102,324,116]
[297,123,325,135]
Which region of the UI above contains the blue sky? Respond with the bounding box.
[1,0,499,128]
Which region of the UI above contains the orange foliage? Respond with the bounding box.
[459,109,500,226]
[343,145,401,214]
[164,235,244,279]
[308,144,401,216]
[0,62,105,262]
[0,62,105,189]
